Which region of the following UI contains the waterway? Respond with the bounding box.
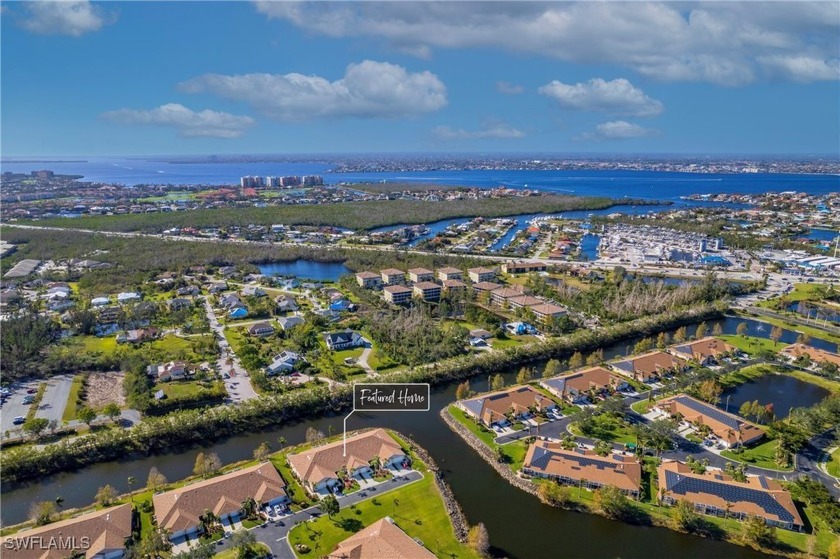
[786,301,840,325]
[719,374,830,419]
[257,260,350,282]
[2,316,834,558]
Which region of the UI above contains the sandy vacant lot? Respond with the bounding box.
[86,371,126,409]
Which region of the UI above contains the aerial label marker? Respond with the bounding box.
[343,383,430,456]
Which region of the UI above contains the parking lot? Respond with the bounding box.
[34,375,73,425]
[0,381,40,433]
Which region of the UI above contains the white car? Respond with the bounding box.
[274,504,284,516]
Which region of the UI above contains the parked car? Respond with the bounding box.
[22,396,34,405]
[26,388,37,394]
[13,416,25,425]
[273,505,284,516]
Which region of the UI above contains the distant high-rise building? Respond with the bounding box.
[32,170,54,179]
[265,176,276,187]
[302,175,324,186]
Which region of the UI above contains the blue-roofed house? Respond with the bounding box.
[229,307,248,319]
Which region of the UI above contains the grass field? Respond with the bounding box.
[62,374,86,422]
[159,381,207,399]
[716,363,774,390]
[329,347,364,365]
[448,405,533,471]
[827,447,840,478]
[719,334,778,354]
[734,310,840,346]
[568,414,637,444]
[70,335,118,354]
[214,543,270,559]
[287,473,481,559]
[720,439,792,471]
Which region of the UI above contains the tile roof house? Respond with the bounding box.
[0,503,132,559]
[503,261,548,274]
[468,266,497,283]
[540,367,629,403]
[380,269,406,285]
[522,441,642,497]
[325,330,365,351]
[407,268,434,283]
[657,460,804,531]
[490,286,526,307]
[670,337,735,364]
[459,385,556,427]
[153,462,287,540]
[326,517,435,559]
[656,394,764,447]
[780,343,840,367]
[611,351,685,383]
[412,281,441,302]
[471,281,502,294]
[528,303,567,323]
[148,361,188,382]
[288,429,407,494]
[442,278,467,293]
[355,271,382,289]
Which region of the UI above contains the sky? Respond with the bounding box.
[1,1,839,156]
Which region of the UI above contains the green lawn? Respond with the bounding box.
[569,414,637,444]
[720,438,792,471]
[136,192,196,203]
[69,335,118,354]
[62,374,86,422]
[716,363,774,390]
[825,447,840,479]
[631,399,656,414]
[719,334,778,355]
[287,473,481,559]
[159,381,207,398]
[214,542,270,559]
[366,349,399,372]
[330,347,364,365]
[447,406,533,471]
[733,310,840,346]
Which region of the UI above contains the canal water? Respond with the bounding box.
[719,374,830,419]
[3,314,833,557]
[787,301,840,325]
[257,260,350,282]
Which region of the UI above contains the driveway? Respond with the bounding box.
[34,375,73,425]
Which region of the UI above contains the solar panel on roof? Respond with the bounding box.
[664,470,792,522]
[673,395,742,430]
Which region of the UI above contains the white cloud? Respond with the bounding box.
[101,104,255,138]
[587,120,660,140]
[178,60,447,120]
[20,1,113,36]
[496,81,524,95]
[433,123,525,140]
[253,2,840,86]
[758,55,840,82]
[538,78,664,117]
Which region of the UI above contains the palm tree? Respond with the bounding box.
[199,510,219,535]
[240,497,258,519]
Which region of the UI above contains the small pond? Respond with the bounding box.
[719,373,830,419]
[257,260,350,282]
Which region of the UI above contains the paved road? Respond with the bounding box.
[203,298,258,402]
[211,471,424,559]
[34,374,73,426]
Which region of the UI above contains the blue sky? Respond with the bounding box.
[2,1,839,156]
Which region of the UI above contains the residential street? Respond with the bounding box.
[211,471,424,559]
[203,297,258,402]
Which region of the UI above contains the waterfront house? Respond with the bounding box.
[325,330,365,351]
[413,281,441,302]
[468,266,497,283]
[288,429,407,495]
[522,441,642,497]
[657,460,803,531]
[670,337,735,365]
[247,322,275,337]
[153,462,287,541]
[407,267,435,284]
[266,350,300,375]
[459,385,556,428]
[383,284,413,305]
[611,351,684,383]
[655,394,763,447]
[437,267,463,281]
[327,517,435,559]
[0,503,132,559]
[380,269,406,285]
[780,343,840,368]
[355,271,382,289]
[540,367,629,404]
[503,261,548,274]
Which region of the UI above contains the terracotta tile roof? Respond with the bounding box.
[412,282,440,291]
[1,504,132,559]
[443,279,466,288]
[437,267,461,275]
[380,269,405,277]
[671,337,734,360]
[288,429,405,487]
[472,281,502,291]
[781,344,840,366]
[468,266,496,274]
[355,272,379,279]
[407,268,433,275]
[492,287,525,299]
[612,351,684,381]
[462,385,554,425]
[383,285,412,294]
[327,518,435,559]
[508,295,543,307]
[658,461,803,527]
[656,394,763,446]
[153,463,285,534]
[528,303,566,315]
[523,441,641,493]
[542,367,624,396]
